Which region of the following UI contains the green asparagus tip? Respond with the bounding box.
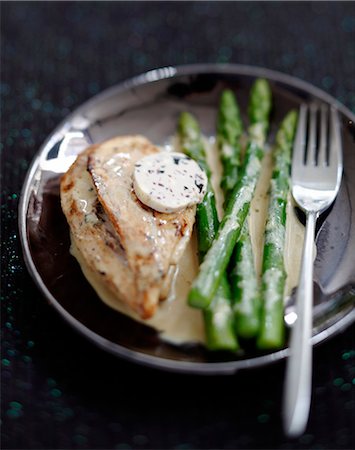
[253,78,272,99]
[248,78,272,125]
[218,89,243,139]
[220,89,237,108]
[275,109,299,147]
[178,111,200,137]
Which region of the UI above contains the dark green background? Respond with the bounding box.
[1,2,354,449]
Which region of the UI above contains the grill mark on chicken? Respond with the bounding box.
[62,180,74,192]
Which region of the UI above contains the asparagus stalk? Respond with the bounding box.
[188,79,272,309]
[257,110,298,349]
[178,112,218,257]
[216,89,260,338]
[178,112,238,351]
[203,275,237,351]
[229,225,261,338]
[216,89,243,201]
[225,81,272,338]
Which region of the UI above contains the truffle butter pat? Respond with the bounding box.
[133,152,207,213]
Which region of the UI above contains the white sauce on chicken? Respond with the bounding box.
[71,231,204,344]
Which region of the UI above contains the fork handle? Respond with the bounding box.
[283,210,317,437]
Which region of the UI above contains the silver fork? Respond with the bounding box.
[283,103,343,437]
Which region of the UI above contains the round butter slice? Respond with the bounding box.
[133,152,207,213]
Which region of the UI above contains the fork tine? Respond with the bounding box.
[329,107,343,170]
[292,104,308,171]
[317,104,328,166]
[306,104,317,165]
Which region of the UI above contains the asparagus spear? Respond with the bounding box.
[229,225,261,338]
[178,112,218,257]
[216,89,260,338]
[178,112,238,350]
[257,110,298,349]
[216,89,243,201]
[188,79,272,309]
[223,82,272,339]
[203,275,237,351]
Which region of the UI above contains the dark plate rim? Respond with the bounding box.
[19,63,355,375]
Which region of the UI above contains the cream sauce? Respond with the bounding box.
[248,150,305,297]
[284,194,306,297]
[248,151,273,277]
[71,230,205,344]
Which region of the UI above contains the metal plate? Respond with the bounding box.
[19,64,355,375]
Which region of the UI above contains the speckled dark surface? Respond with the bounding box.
[1,2,354,449]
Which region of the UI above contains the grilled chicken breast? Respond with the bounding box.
[60,136,196,319]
